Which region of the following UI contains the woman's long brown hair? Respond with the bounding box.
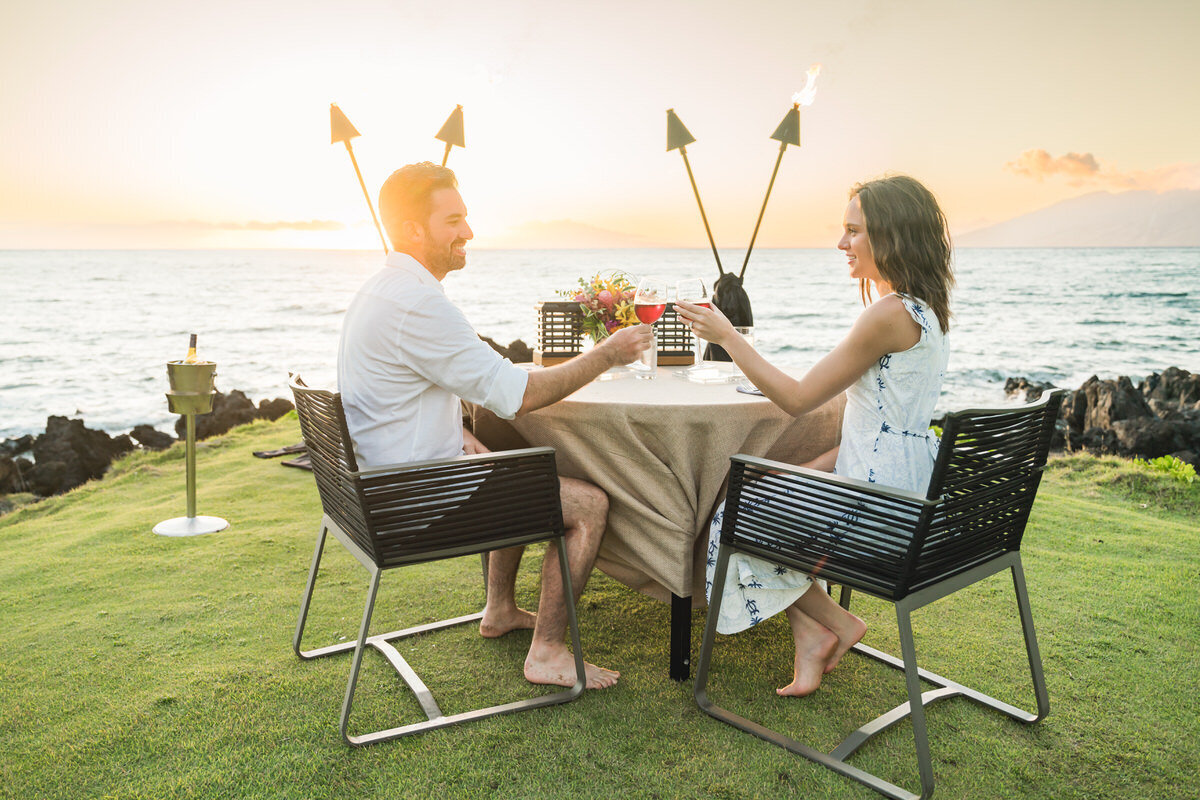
[852,175,955,333]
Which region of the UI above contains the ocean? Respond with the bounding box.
[2,247,1197,440]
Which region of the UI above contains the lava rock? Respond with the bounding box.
[1111,418,1190,459]
[0,435,34,458]
[0,456,30,494]
[131,424,175,451]
[176,390,259,440]
[28,416,135,496]
[480,335,533,364]
[1140,366,1200,408]
[257,397,294,421]
[1004,377,1056,402]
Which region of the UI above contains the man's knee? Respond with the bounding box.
[560,476,609,526]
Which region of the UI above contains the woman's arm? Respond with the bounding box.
[675,295,920,418]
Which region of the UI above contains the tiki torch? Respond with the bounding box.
[738,64,821,280]
[666,108,724,274]
[330,103,388,254]
[436,104,465,166]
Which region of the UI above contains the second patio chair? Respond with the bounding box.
[695,391,1064,800]
[289,375,587,746]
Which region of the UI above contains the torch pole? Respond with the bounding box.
[441,141,453,167]
[739,141,787,280]
[344,140,388,254]
[678,146,724,275]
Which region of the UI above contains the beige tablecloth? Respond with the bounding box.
[467,366,844,604]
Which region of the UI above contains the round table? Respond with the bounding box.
[467,365,845,678]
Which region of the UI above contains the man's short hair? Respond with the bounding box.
[379,162,458,245]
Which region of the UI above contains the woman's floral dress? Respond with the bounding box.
[705,294,948,634]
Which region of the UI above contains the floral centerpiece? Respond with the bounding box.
[560,272,640,343]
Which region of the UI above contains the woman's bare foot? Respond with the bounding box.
[778,607,838,697]
[524,646,619,689]
[823,613,867,674]
[479,605,537,638]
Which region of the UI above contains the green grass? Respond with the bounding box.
[1,417,1198,799]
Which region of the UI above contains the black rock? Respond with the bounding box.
[1004,377,1056,402]
[0,456,30,494]
[1140,366,1200,408]
[28,416,135,496]
[0,435,34,458]
[131,424,175,451]
[257,397,294,421]
[176,390,259,440]
[480,335,533,364]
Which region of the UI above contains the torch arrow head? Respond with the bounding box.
[770,106,801,147]
[435,104,465,148]
[330,103,361,145]
[666,108,697,152]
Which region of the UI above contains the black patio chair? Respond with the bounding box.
[289,375,586,746]
[695,391,1064,800]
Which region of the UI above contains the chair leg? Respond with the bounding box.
[1011,556,1050,721]
[316,535,585,747]
[339,565,382,745]
[896,604,936,799]
[293,519,329,659]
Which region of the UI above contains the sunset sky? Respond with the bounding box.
[1,0,1197,250]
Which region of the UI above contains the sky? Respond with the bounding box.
[1,0,1197,249]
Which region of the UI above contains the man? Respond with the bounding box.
[337,162,650,690]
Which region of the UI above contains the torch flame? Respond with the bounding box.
[792,63,822,106]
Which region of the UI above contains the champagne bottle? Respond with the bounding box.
[184,333,198,364]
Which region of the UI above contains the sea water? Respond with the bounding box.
[1,247,1197,439]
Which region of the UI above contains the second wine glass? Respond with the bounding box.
[676,277,709,367]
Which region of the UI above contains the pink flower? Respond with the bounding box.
[598,289,615,308]
[573,292,587,304]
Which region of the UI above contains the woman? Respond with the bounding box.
[675,174,954,696]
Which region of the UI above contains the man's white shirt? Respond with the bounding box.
[337,252,529,467]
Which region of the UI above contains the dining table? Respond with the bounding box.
[466,365,845,680]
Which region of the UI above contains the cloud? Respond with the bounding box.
[153,219,347,231]
[1006,149,1200,192]
[1005,149,1100,183]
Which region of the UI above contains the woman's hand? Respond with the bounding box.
[674,299,735,347]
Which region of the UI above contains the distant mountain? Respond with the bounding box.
[484,219,650,249]
[958,189,1200,247]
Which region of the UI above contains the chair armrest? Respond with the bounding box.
[351,446,557,479]
[730,454,940,507]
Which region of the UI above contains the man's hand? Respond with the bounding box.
[462,427,491,455]
[596,324,653,368]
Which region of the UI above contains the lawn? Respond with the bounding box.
[1,416,1197,799]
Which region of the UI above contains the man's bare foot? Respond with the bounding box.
[524,647,619,690]
[823,613,867,674]
[479,606,537,638]
[778,624,837,697]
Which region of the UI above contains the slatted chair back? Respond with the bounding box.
[907,390,1064,594]
[721,390,1064,602]
[289,375,566,570]
[290,377,374,558]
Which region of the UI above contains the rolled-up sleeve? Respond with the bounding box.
[399,292,529,419]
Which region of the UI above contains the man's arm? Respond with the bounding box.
[515,324,652,417]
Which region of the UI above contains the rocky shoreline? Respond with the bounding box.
[2,351,1196,509]
[0,390,294,502]
[1004,366,1200,469]
[0,335,529,506]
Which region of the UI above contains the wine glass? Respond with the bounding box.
[633,276,668,378]
[676,277,710,367]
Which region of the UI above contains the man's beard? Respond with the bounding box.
[422,235,466,273]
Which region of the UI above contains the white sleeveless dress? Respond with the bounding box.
[705,294,949,634]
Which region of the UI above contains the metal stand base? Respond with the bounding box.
[695,549,1048,800]
[296,517,587,746]
[153,515,229,536]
